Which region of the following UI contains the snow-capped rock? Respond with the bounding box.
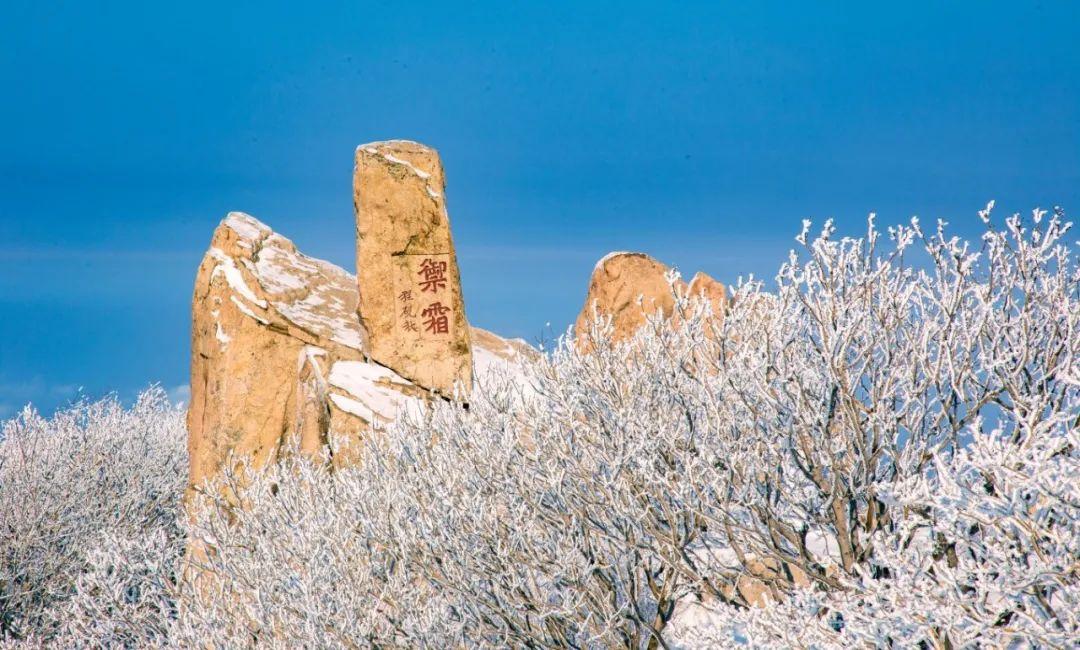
[187,211,529,491]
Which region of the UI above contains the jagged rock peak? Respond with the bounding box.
[575,251,727,347]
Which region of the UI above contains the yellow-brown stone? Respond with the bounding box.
[354,140,472,395]
[188,212,523,493]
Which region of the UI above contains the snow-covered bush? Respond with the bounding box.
[668,420,1080,648]
[665,207,1079,648]
[1,206,1075,648]
[0,388,186,645]
[178,206,1078,648]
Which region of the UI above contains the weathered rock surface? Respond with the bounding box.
[575,252,679,346]
[575,252,727,347]
[188,212,525,490]
[687,271,728,319]
[354,140,471,395]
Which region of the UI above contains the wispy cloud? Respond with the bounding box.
[458,245,600,263]
[0,247,194,262]
[458,238,782,271]
[167,384,191,407]
[0,377,85,417]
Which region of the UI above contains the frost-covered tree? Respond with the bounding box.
[666,206,1079,648]
[1,206,1075,648]
[0,388,186,645]
[177,206,1078,648]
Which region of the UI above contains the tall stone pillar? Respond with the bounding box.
[354,140,472,395]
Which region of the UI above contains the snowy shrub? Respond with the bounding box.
[2,206,1076,648]
[178,206,1078,648]
[0,388,186,644]
[666,207,1079,648]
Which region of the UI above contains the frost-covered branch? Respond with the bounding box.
[2,208,1076,648]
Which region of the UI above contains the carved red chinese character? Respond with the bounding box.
[417,258,448,293]
[421,301,451,334]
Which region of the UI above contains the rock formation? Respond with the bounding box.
[575,252,680,346]
[354,140,471,395]
[575,252,727,347]
[687,271,728,319]
[188,212,528,491]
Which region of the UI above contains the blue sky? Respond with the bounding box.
[2,2,1078,417]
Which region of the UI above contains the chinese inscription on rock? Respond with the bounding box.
[394,253,455,341]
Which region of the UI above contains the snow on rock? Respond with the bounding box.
[223,211,271,242]
[357,141,434,180]
[329,393,377,423]
[329,359,412,393]
[223,214,367,351]
[328,360,415,422]
[230,295,269,324]
[470,327,535,381]
[208,248,268,310]
[471,345,504,380]
[593,250,632,273]
[215,322,231,346]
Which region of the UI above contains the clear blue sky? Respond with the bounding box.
[2,2,1078,417]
